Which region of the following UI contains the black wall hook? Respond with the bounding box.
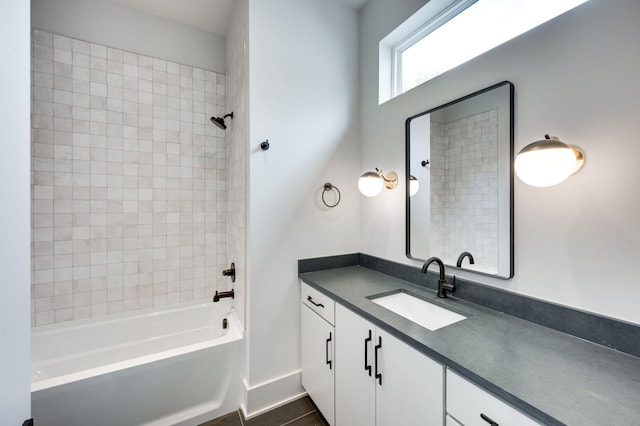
[260,140,270,150]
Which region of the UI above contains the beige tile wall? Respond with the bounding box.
[31,29,228,326]
[430,109,499,270]
[225,26,248,328]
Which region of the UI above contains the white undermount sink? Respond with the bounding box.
[370,291,466,331]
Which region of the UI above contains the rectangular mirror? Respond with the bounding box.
[406,81,514,279]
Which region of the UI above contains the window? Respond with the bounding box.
[380,0,589,102]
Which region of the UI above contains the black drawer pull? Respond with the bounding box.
[307,295,325,308]
[480,413,499,426]
[325,332,332,370]
[374,336,382,386]
[364,329,372,376]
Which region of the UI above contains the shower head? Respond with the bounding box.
[210,112,234,130]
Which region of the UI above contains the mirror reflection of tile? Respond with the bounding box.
[430,109,499,270]
[407,81,512,278]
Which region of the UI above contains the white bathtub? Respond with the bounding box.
[31,300,243,426]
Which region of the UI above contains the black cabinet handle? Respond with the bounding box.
[374,336,382,386]
[307,295,324,308]
[480,413,499,426]
[364,329,372,376]
[325,332,332,369]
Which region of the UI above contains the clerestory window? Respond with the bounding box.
[380,0,589,103]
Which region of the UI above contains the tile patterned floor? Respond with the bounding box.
[200,396,329,426]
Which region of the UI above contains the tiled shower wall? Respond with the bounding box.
[225,25,248,328]
[430,109,499,270]
[31,29,228,326]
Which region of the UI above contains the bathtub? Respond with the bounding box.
[31,300,243,426]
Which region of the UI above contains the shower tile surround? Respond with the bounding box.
[225,26,248,329]
[31,29,228,326]
[430,109,499,271]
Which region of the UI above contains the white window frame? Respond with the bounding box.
[380,0,588,103]
[391,0,478,97]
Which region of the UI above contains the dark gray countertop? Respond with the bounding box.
[299,266,640,426]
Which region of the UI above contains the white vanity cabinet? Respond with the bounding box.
[446,370,541,426]
[301,282,336,425]
[335,303,444,426]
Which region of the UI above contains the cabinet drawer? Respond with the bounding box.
[301,281,335,325]
[447,369,540,426]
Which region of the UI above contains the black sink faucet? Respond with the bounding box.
[421,257,456,298]
[456,251,475,267]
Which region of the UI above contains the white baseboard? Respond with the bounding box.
[240,369,306,419]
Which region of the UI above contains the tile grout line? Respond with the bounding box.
[280,409,319,426]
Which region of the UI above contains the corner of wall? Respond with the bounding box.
[241,371,305,419]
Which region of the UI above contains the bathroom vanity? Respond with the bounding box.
[301,284,336,425]
[299,263,640,426]
[333,302,443,426]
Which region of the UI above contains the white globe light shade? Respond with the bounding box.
[409,175,420,197]
[515,136,584,187]
[358,172,384,197]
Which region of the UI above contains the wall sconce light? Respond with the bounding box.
[358,168,398,197]
[409,175,419,197]
[515,134,585,187]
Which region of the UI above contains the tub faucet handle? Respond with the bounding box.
[222,262,235,283]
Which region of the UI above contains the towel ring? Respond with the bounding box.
[322,183,341,208]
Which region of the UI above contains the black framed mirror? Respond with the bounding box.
[406,81,514,279]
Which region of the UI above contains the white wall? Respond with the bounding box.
[0,0,32,423]
[245,0,360,415]
[31,0,226,73]
[360,0,640,324]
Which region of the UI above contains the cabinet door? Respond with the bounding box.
[335,304,376,426]
[376,328,444,426]
[301,304,335,425]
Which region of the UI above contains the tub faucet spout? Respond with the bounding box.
[213,289,235,302]
[421,256,456,298]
